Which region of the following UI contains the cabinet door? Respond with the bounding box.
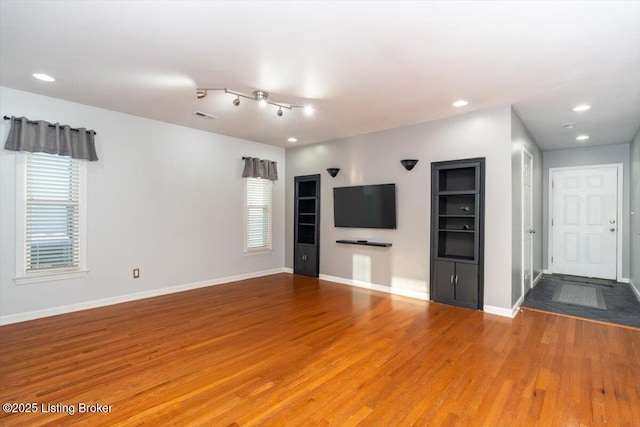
[304,245,318,277]
[294,246,307,275]
[432,260,455,304]
[455,263,478,309]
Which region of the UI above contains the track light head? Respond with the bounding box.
[233,96,240,107]
[196,90,207,99]
[277,108,283,117]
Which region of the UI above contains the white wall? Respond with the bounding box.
[630,127,640,295]
[0,87,285,323]
[285,106,514,313]
[511,109,543,306]
[542,144,631,279]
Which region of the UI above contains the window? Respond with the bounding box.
[15,152,87,283]
[245,177,272,252]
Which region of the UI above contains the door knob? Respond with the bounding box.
[610,228,615,232]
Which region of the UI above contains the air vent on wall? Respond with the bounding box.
[194,111,218,119]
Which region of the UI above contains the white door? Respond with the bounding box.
[522,149,534,294]
[551,166,618,280]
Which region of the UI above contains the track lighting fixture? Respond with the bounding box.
[196,87,313,116]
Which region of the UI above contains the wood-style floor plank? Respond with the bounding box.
[1,273,638,426]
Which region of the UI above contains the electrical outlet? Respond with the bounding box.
[133,268,140,279]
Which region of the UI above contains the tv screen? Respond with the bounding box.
[333,184,396,229]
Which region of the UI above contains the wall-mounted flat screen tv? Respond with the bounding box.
[333,184,396,229]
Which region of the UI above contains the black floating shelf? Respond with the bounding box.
[336,240,392,247]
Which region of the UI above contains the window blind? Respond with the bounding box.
[246,177,272,251]
[25,152,81,272]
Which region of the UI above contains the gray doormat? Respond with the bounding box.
[559,275,615,287]
[552,284,607,310]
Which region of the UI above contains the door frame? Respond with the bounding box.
[548,163,623,281]
[521,146,534,297]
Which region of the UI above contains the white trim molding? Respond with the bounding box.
[630,279,640,302]
[317,273,516,318]
[484,304,517,318]
[0,268,288,325]
[532,272,544,288]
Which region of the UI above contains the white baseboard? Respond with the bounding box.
[618,277,630,284]
[318,273,517,318]
[318,274,429,301]
[543,269,552,275]
[283,267,293,274]
[0,268,288,326]
[483,304,516,318]
[630,279,640,302]
[510,294,525,318]
[532,272,543,287]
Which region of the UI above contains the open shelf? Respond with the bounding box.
[438,216,474,231]
[439,166,477,192]
[437,230,475,259]
[298,180,317,198]
[298,199,316,214]
[438,195,476,215]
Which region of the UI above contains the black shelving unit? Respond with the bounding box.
[430,158,485,309]
[294,174,320,277]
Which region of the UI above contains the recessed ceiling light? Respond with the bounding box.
[32,73,55,82]
[576,135,590,141]
[572,104,591,112]
[303,105,314,116]
[288,137,298,143]
[452,100,468,107]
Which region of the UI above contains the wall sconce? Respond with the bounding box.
[326,168,340,177]
[400,159,419,171]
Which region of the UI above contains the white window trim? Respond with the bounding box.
[244,177,273,254]
[14,152,89,285]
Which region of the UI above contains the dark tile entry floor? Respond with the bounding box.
[522,274,640,328]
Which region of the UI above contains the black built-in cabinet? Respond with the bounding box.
[294,174,320,277]
[430,158,485,309]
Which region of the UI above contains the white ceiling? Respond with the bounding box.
[1,1,638,150]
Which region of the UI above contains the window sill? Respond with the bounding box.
[244,248,273,256]
[14,270,89,285]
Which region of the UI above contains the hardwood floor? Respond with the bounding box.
[1,273,638,426]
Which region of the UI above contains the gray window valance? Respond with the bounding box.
[4,116,98,161]
[242,156,278,181]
